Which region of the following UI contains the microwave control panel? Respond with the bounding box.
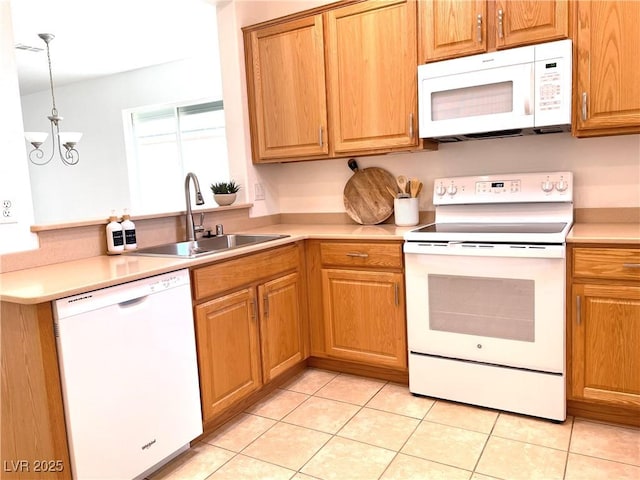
[534,39,572,125]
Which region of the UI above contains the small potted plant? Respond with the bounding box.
[210,180,241,206]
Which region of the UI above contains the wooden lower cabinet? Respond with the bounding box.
[307,240,407,372]
[194,288,262,421]
[192,244,308,425]
[570,283,640,408]
[567,245,640,426]
[1,302,71,480]
[259,272,305,382]
[322,269,406,368]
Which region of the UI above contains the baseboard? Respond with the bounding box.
[307,356,409,384]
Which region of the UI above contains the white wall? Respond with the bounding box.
[21,54,223,224]
[0,0,38,254]
[272,133,640,212]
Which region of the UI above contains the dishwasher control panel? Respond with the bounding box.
[54,269,191,319]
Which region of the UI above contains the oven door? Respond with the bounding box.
[404,242,565,374]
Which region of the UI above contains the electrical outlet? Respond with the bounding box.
[254,183,265,201]
[1,198,18,224]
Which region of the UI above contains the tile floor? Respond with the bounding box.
[149,368,640,480]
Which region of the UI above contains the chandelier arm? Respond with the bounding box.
[62,148,80,166]
[28,147,53,166]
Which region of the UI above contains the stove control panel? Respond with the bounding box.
[433,171,573,205]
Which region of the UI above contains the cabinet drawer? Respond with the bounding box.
[193,244,300,301]
[573,248,640,281]
[320,242,403,269]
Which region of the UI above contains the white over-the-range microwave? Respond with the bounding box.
[418,39,572,142]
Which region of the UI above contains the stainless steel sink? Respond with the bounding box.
[128,234,289,258]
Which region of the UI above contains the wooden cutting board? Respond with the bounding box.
[343,159,396,225]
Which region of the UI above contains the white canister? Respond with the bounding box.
[394,197,419,226]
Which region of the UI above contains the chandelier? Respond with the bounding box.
[24,33,81,166]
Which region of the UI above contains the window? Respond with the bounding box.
[126,100,229,215]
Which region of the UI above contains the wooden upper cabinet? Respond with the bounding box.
[573,1,640,137]
[419,0,569,63]
[325,0,419,153]
[246,15,328,162]
[419,0,487,62]
[494,0,568,49]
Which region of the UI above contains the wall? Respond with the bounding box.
[0,0,38,255]
[273,133,640,214]
[21,55,223,224]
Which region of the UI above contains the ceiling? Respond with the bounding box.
[11,0,218,95]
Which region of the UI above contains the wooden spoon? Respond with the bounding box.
[396,175,408,195]
[409,178,420,197]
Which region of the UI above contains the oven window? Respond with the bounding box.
[431,81,513,121]
[428,274,534,342]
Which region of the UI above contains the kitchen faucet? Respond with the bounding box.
[184,172,205,241]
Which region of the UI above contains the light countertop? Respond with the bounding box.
[567,223,640,244]
[2,222,638,305]
[0,224,411,304]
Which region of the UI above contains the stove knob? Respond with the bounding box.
[541,179,554,193]
[555,178,568,192]
[435,184,446,196]
[447,184,458,196]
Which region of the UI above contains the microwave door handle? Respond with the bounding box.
[524,63,534,116]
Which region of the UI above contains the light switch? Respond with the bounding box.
[254,183,265,201]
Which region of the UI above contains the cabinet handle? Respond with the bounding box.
[497,9,504,39]
[394,283,399,306]
[581,92,588,121]
[623,263,640,268]
[408,113,414,139]
[263,296,269,318]
[251,298,257,321]
[576,295,581,326]
[477,14,482,43]
[319,126,323,147]
[346,252,369,258]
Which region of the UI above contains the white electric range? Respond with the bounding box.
[404,171,573,421]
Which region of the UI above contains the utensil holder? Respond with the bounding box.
[394,197,419,226]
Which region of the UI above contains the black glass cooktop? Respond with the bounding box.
[412,222,568,234]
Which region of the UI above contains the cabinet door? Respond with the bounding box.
[419,0,487,63]
[247,15,328,162]
[571,283,640,408]
[495,0,568,49]
[325,0,418,153]
[574,1,640,136]
[259,272,305,382]
[194,288,261,422]
[322,269,407,368]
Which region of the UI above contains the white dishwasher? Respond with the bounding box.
[53,269,202,480]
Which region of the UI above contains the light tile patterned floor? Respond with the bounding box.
[149,368,640,480]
